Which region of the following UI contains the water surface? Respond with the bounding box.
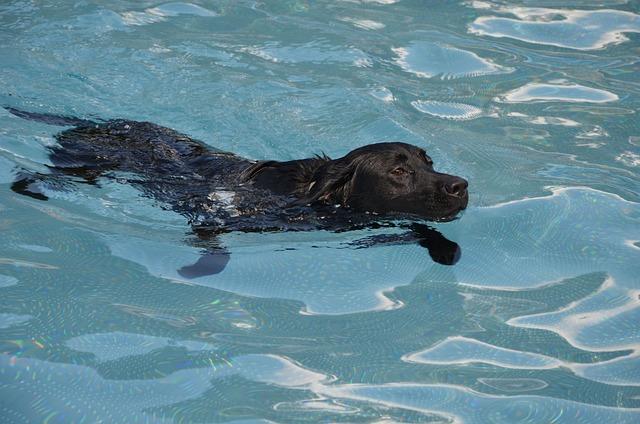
[1,0,639,422]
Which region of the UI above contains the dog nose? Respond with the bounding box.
[444,178,468,197]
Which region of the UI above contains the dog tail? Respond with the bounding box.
[5,106,96,127]
[6,107,97,201]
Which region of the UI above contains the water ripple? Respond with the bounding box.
[468,5,640,50]
[0,313,32,329]
[243,41,370,66]
[478,378,549,393]
[403,336,562,369]
[66,331,216,362]
[393,41,511,79]
[1,0,639,421]
[497,82,619,103]
[412,100,483,120]
[120,3,218,27]
[0,275,18,288]
[324,383,640,423]
[338,17,385,30]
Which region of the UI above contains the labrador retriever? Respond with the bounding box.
[6,107,468,275]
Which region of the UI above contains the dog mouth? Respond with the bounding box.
[382,203,466,223]
[430,200,468,222]
[433,209,465,222]
[428,190,469,221]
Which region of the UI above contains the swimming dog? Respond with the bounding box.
[7,107,468,276]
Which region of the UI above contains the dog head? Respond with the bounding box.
[245,142,468,221]
[302,142,468,220]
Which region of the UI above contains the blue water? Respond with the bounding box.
[1,1,639,422]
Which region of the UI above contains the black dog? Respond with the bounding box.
[7,107,468,276]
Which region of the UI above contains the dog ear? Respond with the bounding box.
[297,159,359,206]
[239,160,279,182]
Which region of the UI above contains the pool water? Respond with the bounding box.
[1,1,639,422]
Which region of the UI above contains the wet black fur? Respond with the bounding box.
[7,107,467,276]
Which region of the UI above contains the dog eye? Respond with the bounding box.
[391,167,408,176]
